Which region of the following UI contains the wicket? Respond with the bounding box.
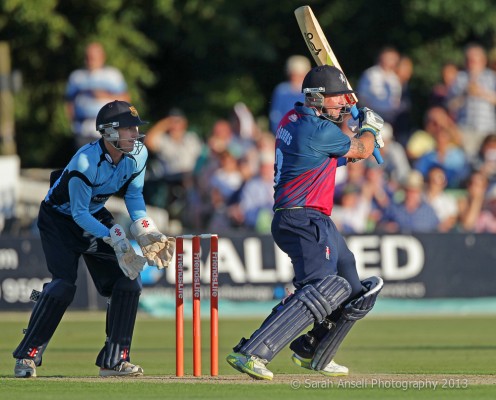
[175,234,219,377]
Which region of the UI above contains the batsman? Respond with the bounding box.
[227,65,384,380]
[12,100,175,378]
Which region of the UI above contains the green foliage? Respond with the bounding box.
[1,0,495,166]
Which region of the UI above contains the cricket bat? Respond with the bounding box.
[294,5,383,164]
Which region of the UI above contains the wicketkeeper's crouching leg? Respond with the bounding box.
[96,276,143,377]
[290,276,383,374]
[226,274,352,380]
[13,279,76,378]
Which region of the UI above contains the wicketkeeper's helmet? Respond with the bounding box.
[96,100,148,154]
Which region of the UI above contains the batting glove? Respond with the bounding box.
[359,107,385,148]
[103,224,147,280]
[130,217,176,269]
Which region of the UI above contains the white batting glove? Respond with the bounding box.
[103,225,147,280]
[130,217,176,269]
[359,107,385,148]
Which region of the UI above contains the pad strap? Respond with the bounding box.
[237,275,351,361]
[311,276,383,370]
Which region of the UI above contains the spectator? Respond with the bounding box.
[188,119,238,230]
[269,55,311,133]
[143,108,203,217]
[228,153,275,233]
[206,148,244,232]
[446,43,496,157]
[363,160,395,230]
[471,133,496,185]
[414,115,470,188]
[332,183,372,234]
[334,157,366,202]
[474,185,496,232]
[424,166,459,232]
[357,46,402,124]
[457,171,488,231]
[430,62,459,109]
[393,55,414,146]
[378,170,440,233]
[406,106,463,164]
[65,42,130,149]
[378,122,411,186]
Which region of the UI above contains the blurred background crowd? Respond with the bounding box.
[1,1,496,236]
[138,43,496,235]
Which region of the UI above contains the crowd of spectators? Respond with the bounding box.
[61,42,496,235]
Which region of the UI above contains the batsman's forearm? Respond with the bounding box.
[345,133,376,159]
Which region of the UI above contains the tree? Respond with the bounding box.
[1,0,495,167]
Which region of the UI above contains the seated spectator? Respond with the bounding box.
[378,123,411,187]
[333,181,374,234]
[457,171,488,231]
[228,154,275,233]
[424,166,459,232]
[143,108,203,217]
[362,160,395,230]
[205,148,244,232]
[413,111,469,188]
[406,106,463,163]
[471,133,496,185]
[474,185,496,232]
[378,171,440,233]
[335,157,366,202]
[189,119,246,230]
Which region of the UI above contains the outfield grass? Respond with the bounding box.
[1,312,495,399]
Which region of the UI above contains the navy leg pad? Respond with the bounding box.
[13,279,76,363]
[311,276,383,370]
[95,277,141,369]
[238,275,351,362]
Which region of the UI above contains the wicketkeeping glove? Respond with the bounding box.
[359,107,385,148]
[103,224,147,280]
[130,217,176,269]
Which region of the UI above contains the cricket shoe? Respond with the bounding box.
[226,352,273,380]
[99,361,144,377]
[291,353,349,376]
[14,358,37,378]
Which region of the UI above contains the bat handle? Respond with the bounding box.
[350,105,384,165]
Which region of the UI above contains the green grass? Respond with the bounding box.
[1,312,496,399]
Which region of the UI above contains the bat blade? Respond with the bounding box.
[294,5,383,164]
[294,6,357,104]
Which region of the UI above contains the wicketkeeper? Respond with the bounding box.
[227,65,384,380]
[13,100,175,378]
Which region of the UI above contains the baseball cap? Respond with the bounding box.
[96,100,148,131]
[302,65,354,96]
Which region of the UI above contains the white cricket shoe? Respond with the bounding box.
[99,361,144,377]
[226,352,274,380]
[291,353,349,376]
[14,358,37,378]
